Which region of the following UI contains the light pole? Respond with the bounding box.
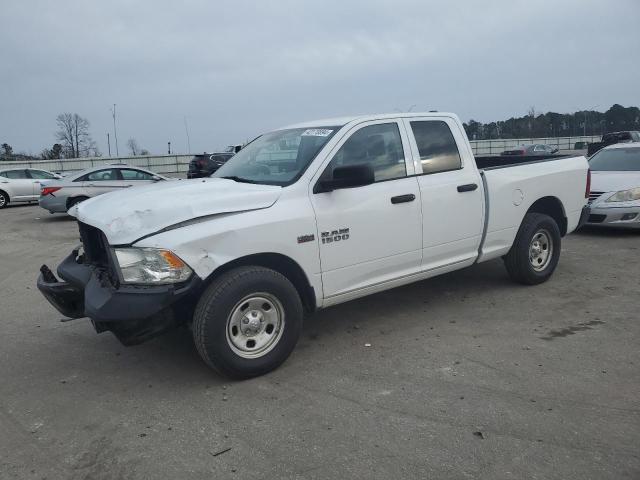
[107,133,111,156]
[111,104,119,156]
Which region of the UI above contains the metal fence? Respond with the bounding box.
[469,135,600,156]
[0,134,601,175]
[0,154,194,175]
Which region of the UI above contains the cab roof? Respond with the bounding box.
[278,112,458,130]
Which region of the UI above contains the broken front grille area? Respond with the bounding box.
[78,222,110,266]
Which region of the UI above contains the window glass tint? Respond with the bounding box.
[328,123,406,182]
[410,121,462,174]
[588,148,640,171]
[29,170,56,179]
[120,169,153,180]
[2,170,28,179]
[84,169,119,181]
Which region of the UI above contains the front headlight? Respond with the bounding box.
[606,187,640,203]
[114,248,192,284]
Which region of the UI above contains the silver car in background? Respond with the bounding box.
[586,143,640,229]
[39,164,168,213]
[0,168,61,208]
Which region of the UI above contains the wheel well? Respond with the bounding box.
[204,253,317,314]
[66,196,89,209]
[527,196,567,236]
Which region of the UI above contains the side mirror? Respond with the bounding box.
[151,175,163,182]
[314,164,375,193]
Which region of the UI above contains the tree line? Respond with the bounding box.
[463,104,640,140]
[1,113,148,161]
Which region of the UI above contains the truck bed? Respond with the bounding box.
[474,154,588,264]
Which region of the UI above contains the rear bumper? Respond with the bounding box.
[38,194,68,213]
[577,205,591,229]
[37,248,201,344]
[585,204,640,229]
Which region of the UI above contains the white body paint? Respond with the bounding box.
[75,113,589,309]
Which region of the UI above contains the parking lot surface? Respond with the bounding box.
[1,203,638,480]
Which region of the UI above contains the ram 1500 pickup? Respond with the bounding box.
[38,113,591,378]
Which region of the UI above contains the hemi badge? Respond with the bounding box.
[297,234,315,244]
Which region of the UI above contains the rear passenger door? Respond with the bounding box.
[402,117,484,271]
[81,168,125,196]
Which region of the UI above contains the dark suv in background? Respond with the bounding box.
[187,145,242,178]
[587,131,640,156]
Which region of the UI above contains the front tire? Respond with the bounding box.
[0,190,8,209]
[503,212,561,285]
[192,266,303,379]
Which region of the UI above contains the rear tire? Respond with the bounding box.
[192,266,303,379]
[503,212,561,285]
[0,190,8,209]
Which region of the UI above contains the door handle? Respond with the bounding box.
[390,194,416,204]
[457,183,478,192]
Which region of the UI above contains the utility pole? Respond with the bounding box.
[112,104,119,156]
[107,133,111,156]
[184,116,191,153]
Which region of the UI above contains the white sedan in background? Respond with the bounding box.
[0,168,61,208]
[39,164,169,214]
[587,143,640,229]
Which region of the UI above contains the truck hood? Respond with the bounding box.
[75,178,282,245]
[591,171,640,193]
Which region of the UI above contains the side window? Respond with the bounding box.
[410,121,462,175]
[83,169,119,181]
[327,123,406,182]
[120,169,153,180]
[3,170,28,179]
[28,170,56,179]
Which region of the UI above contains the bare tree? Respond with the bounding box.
[55,113,97,158]
[127,137,140,156]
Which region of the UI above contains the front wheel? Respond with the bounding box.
[0,191,8,209]
[503,212,561,285]
[192,266,303,379]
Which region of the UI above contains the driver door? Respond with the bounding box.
[310,120,423,301]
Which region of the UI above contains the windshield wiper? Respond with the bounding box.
[219,176,260,184]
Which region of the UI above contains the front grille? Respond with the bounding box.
[588,191,605,204]
[78,222,109,266]
[588,214,606,223]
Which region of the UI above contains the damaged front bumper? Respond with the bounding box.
[37,247,200,345]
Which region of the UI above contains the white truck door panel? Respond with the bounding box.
[310,120,422,298]
[403,118,484,271]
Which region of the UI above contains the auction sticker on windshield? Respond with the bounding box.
[302,129,333,137]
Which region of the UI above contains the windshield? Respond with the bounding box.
[589,148,640,171]
[212,127,340,185]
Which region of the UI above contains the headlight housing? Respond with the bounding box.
[606,187,640,203]
[114,248,192,284]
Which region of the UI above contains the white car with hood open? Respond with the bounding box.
[38,112,591,378]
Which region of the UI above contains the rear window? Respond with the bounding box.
[410,121,462,174]
[589,148,640,171]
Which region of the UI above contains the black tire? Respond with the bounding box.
[503,212,561,285]
[193,266,303,379]
[0,190,8,209]
[67,196,88,210]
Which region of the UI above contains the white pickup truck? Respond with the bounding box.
[38,113,591,378]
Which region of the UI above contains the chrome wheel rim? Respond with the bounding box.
[0,193,6,207]
[529,229,552,271]
[226,293,285,359]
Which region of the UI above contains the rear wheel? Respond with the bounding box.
[503,213,561,285]
[0,191,8,209]
[192,266,303,379]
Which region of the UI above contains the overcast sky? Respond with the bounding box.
[2,0,639,156]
